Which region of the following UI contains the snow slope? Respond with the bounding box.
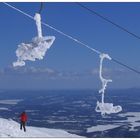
[0,118,81,138]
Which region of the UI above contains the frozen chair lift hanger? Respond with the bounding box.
[95,53,122,116]
[13,13,55,67]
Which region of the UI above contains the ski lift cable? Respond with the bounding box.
[112,58,140,75]
[75,2,140,41]
[3,2,102,55]
[3,2,140,75]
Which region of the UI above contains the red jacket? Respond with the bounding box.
[20,112,27,122]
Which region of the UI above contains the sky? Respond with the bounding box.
[0,2,140,90]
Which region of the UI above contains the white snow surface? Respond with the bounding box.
[13,13,55,67]
[87,112,140,133]
[0,118,81,138]
[87,124,120,133]
[95,53,122,115]
[0,107,10,111]
[0,99,23,105]
[118,112,140,131]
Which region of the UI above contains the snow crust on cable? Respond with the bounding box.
[95,53,122,115]
[13,13,55,67]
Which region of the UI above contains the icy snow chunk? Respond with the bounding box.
[95,101,122,115]
[13,13,55,67]
[13,60,25,67]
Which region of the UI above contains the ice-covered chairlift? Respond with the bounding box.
[95,53,122,116]
[13,13,55,67]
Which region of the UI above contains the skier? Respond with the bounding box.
[20,111,27,132]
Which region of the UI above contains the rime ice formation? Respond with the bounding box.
[95,101,122,115]
[98,54,112,100]
[95,53,122,115]
[34,13,42,38]
[13,13,55,67]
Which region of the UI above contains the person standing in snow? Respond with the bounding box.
[20,111,27,132]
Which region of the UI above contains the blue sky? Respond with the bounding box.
[0,2,140,89]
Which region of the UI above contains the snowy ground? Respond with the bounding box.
[87,112,140,133]
[87,124,120,133]
[0,118,82,137]
[0,99,23,105]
